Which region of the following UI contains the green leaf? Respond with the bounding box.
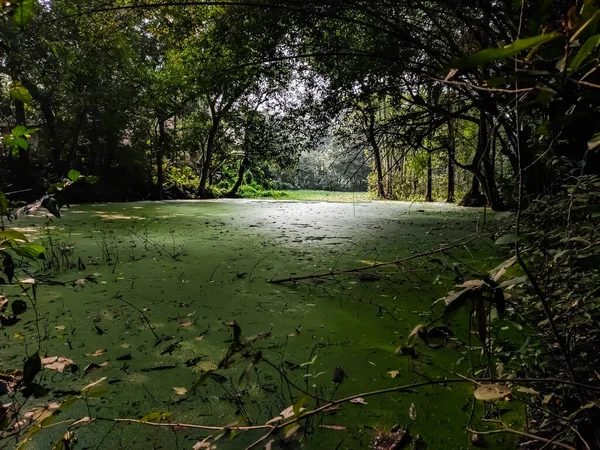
[495,233,521,245]
[293,393,308,418]
[451,32,561,69]
[139,411,171,423]
[13,243,46,260]
[85,175,99,185]
[569,34,600,72]
[0,230,27,243]
[10,85,33,104]
[0,192,7,215]
[23,352,41,384]
[67,169,81,182]
[14,0,36,28]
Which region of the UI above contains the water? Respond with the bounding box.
[1,200,520,449]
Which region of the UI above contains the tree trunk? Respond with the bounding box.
[367,110,386,198]
[425,151,433,202]
[198,116,220,198]
[156,119,166,200]
[227,155,250,197]
[21,80,61,173]
[459,109,504,210]
[447,119,455,203]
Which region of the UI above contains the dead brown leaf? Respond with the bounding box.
[41,356,76,373]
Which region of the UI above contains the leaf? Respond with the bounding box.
[172,387,188,395]
[180,321,193,327]
[10,84,33,104]
[349,397,367,405]
[588,133,600,151]
[517,386,540,395]
[23,352,41,384]
[320,424,347,430]
[409,402,417,420]
[407,324,426,346]
[14,243,46,260]
[495,233,521,245]
[284,424,301,440]
[67,169,81,182]
[450,32,561,69]
[489,256,517,282]
[41,356,76,373]
[86,348,106,357]
[0,229,29,242]
[14,0,36,27]
[442,288,472,319]
[388,370,400,379]
[139,411,171,423]
[293,393,308,418]
[456,279,487,289]
[279,405,296,420]
[569,33,600,72]
[474,384,512,401]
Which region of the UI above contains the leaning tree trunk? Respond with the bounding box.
[227,155,250,197]
[425,151,433,202]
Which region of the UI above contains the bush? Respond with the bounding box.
[164,165,200,197]
[238,184,289,199]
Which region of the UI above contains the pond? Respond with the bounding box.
[1,199,522,449]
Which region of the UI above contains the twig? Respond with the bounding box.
[249,256,266,282]
[113,295,160,342]
[271,232,481,283]
[466,424,575,450]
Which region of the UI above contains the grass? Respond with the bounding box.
[275,190,372,202]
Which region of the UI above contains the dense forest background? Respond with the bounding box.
[4,0,597,206]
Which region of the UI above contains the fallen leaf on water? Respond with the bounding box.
[350,397,367,405]
[187,310,196,317]
[387,370,400,379]
[180,321,193,327]
[41,356,76,373]
[320,424,346,430]
[86,349,106,357]
[195,336,205,341]
[55,325,66,330]
[474,384,512,401]
[172,387,188,395]
[121,343,130,349]
[409,402,417,420]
